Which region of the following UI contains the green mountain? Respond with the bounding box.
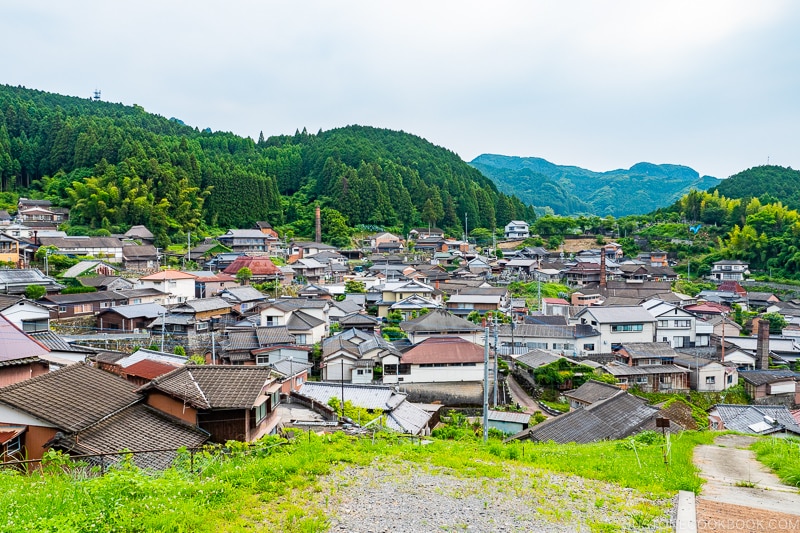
[470,154,721,217]
[709,165,800,209]
[0,84,533,245]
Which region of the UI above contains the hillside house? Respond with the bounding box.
[571,306,656,349]
[710,260,749,282]
[504,221,530,239]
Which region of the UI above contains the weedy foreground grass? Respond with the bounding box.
[0,430,713,532]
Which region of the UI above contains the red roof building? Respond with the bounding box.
[223,256,281,281]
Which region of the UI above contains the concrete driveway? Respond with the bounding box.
[694,434,800,516]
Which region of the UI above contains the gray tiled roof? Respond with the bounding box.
[172,297,231,314]
[28,330,91,354]
[514,392,658,444]
[98,303,167,319]
[269,358,313,377]
[287,310,325,330]
[621,342,679,359]
[563,380,623,405]
[714,404,800,435]
[0,363,140,432]
[220,286,266,303]
[401,309,481,334]
[139,366,275,409]
[256,326,295,346]
[515,350,563,369]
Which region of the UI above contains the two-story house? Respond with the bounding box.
[504,221,530,239]
[642,299,704,348]
[710,260,749,282]
[571,306,656,349]
[217,229,280,255]
[137,270,197,305]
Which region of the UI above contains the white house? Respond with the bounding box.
[642,299,704,349]
[571,306,656,349]
[137,270,197,305]
[322,329,399,383]
[504,221,530,239]
[673,356,738,392]
[381,336,485,384]
[710,260,749,282]
[0,296,51,333]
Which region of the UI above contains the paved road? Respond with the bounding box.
[506,374,542,415]
[694,434,800,520]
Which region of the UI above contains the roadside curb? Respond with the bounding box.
[675,490,697,533]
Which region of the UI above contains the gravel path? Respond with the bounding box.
[320,459,675,532]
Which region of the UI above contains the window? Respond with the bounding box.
[526,342,548,349]
[384,364,398,375]
[674,320,691,328]
[196,322,209,331]
[73,304,93,314]
[256,355,269,366]
[59,305,67,313]
[397,364,411,375]
[636,377,648,384]
[255,402,267,422]
[727,374,733,384]
[705,376,716,384]
[611,324,643,332]
[22,319,48,333]
[356,369,364,375]
[100,302,112,308]
[583,343,595,351]
[6,435,21,455]
[658,320,669,327]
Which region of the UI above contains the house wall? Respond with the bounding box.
[402,363,485,384]
[22,425,58,462]
[351,367,373,383]
[197,409,247,443]
[695,364,727,392]
[768,381,796,395]
[488,420,525,435]
[278,371,308,394]
[145,391,197,425]
[0,363,49,387]
[1,303,50,332]
[323,357,353,381]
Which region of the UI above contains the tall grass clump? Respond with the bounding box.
[751,436,800,487]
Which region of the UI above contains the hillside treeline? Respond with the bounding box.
[0,85,534,246]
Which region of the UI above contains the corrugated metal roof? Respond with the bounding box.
[714,404,800,435]
[488,410,531,424]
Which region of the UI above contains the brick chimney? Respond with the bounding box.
[756,318,770,370]
[315,204,321,243]
[600,250,607,288]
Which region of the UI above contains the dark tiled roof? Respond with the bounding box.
[514,392,658,444]
[619,342,679,359]
[98,303,167,319]
[0,363,140,432]
[139,366,274,409]
[738,370,799,386]
[43,290,129,305]
[122,244,158,259]
[287,310,325,330]
[256,326,295,346]
[53,404,208,470]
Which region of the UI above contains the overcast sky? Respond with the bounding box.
[2,1,798,179]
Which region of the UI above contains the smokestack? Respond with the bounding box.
[756,318,770,370]
[315,204,321,243]
[600,249,607,288]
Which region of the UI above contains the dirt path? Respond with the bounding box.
[694,434,800,531]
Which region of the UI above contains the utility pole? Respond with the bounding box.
[160,311,166,352]
[211,331,216,364]
[341,359,345,414]
[482,325,489,442]
[493,313,499,406]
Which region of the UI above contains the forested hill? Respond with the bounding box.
[709,165,800,210]
[470,154,720,217]
[0,85,534,245]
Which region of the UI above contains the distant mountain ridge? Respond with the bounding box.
[470,154,720,217]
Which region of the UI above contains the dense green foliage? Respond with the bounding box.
[471,154,720,217]
[0,85,534,246]
[711,165,800,210]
